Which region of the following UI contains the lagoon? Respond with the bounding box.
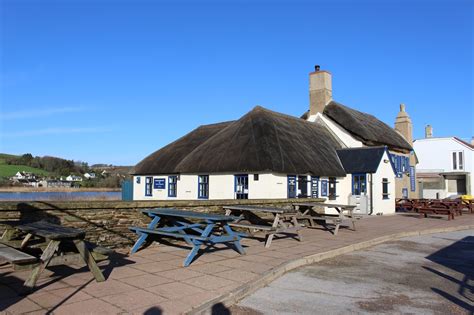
[0,191,121,201]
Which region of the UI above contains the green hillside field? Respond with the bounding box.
[0,153,51,177]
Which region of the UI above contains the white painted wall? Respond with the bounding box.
[414,137,473,196]
[370,151,396,215]
[308,113,364,148]
[414,137,473,173]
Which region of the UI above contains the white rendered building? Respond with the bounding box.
[414,126,473,198]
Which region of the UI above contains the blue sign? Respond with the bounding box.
[321,180,328,197]
[154,178,166,189]
[311,176,319,198]
[410,166,416,192]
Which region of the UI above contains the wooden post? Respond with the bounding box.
[73,240,105,282]
[24,240,60,289]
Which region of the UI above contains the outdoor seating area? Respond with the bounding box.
[0,221,108,290]
[1,212,473,314]
[395,197,473,220]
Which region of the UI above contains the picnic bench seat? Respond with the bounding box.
[228,223,276,231]
[0,243,37,265]
[129,227,209,242]
[418,207,456,220]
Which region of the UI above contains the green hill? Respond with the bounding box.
[0,153,51,177]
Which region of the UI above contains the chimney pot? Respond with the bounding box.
[315,65,320,72]
[425,125,433,138]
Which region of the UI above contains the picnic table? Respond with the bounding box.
[0,220,105,289]
[223,205,303,248]
[292,202,359,236]
[461,199,474,214]
[129,208,245,266]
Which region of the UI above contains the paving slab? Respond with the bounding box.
[0,213,472,314]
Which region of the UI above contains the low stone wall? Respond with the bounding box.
[0,198,321,248]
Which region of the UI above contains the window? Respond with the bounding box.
[452,151,464,170]
[382,178,389,199]
[235,175,249,199]
[298,175,309,198]
[136,176,141,184]
[352,174,367,195]
[288,175,297,198]
[198,175,209,199]
[321,180,328,197]
[254,174,259,181]
[328,177,337,200]
[145,177,153,196]
[168,176,177,197]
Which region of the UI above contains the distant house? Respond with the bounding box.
[84,172,96,179]
[13,171,36,180]
[414,125,473,198]
[39,180,73,188]
[66,175,83,182]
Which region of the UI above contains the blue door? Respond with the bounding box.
[288,175,297,198]
[235,175,249,199]
[121,179,133,201]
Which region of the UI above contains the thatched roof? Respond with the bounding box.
[133,106,346,176]
[323,101,412,152]
[132,121,233,175]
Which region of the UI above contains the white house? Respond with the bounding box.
[131,66,416,215]
[84,172,96,179]
[414,126,473,198]
[66,175,83,182]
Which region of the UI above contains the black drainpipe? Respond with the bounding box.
[369,173,374,215]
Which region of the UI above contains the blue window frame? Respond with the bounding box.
[311,176,319,198]
[234,174,249,199]
[288,175,297,198]
[168,176,177,197]
[352,174,367,195]
[321,180,328,197]
[145,176,153,197]
[198,175,209,199]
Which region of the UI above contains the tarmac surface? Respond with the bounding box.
[234,230,474,315]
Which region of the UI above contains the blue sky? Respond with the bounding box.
[1,0,472,165]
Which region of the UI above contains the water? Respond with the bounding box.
[0,191,121,201]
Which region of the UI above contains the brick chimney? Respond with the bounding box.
[309,65,332,116]
[394,103,413,145]
[425,125,433,138]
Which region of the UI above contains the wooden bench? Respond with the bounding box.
[418,207,456,220]
[228,223,276,231]
[0,243,37,265]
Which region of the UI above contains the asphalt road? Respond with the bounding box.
[232,230,474,315]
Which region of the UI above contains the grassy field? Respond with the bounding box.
[0,153,51,177]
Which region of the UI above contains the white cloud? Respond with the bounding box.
[1,106,88,120]
[2,127,113,138]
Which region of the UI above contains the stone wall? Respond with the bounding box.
[0,198,321,248]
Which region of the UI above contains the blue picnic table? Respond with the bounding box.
[129,208,246,266]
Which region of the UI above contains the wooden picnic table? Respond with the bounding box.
[292,202,359,236]
[223,205,303,248]
[129,208,245,266]
[0,220,105,289]
[461,199,474,214]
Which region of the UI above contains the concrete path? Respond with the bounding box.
[1,213,473,314]
[235,230,474,315]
